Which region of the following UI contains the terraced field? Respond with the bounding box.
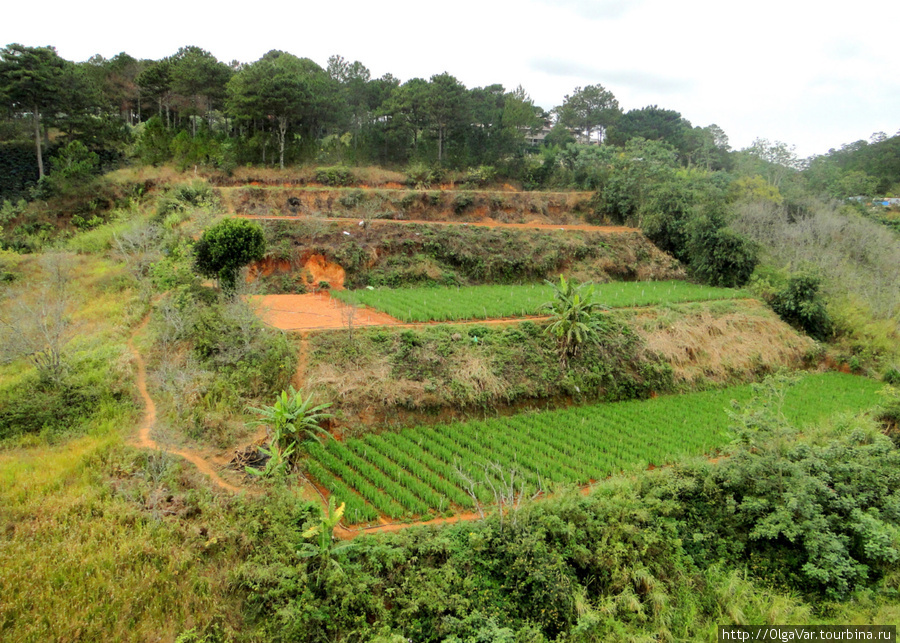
[331,280,749,322]
[305,372,883,525]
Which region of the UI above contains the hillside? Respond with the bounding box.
[0,168,899,642]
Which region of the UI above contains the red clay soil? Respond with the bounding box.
[249,292,404,331]
[238,214,637,234]
[253,292,553,333]
[248,254,346,290]
[128,315,244,494]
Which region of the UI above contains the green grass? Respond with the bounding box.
[305,372,884,524]
[332,280,749,322]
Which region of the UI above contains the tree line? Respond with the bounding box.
[2,42,897,199]
[0,43,740,179]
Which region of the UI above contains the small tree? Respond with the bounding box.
[769,272,833,341]
[194,218,265,293]
[0,252,78,385]
[539,275,608,368]
[685,215,759,288]
[299,497,356,582]
[245,386,333,479]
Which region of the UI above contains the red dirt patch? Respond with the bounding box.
[250,293,403,331]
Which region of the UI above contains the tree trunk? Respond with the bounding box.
[278,116,288,169]
[33,107,44,179]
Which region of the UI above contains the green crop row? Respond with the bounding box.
[331,280,749,322]
[305,372,883,524]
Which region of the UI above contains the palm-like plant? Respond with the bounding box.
[247,386,334,452]
[245,387,333,479]
[299,497,356,580]
[539,275,608,367]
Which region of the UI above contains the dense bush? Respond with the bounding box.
[315,166,355,187]
[0,347,132,441]
[665,381,900,599]
[405,162,447,188]
[768,272,834,341]
[194,218,266,291]
[685,215,759,287]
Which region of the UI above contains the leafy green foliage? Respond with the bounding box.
[767,272,833,341]
[241,390,897,641]
[45,140,100,195]
[554,84,620,144]
[298,497,357,581]
[667,376,900,599]
[247,386,333,452]
[539,275,608,366]
[685,213,759,287]
[315,166,355,186]
[193,218,265,292]
[404,162,447,188]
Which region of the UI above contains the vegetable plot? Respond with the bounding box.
[304,373,882,524]
[332,280,748,322]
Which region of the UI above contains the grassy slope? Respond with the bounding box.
[1,168,898,641]
[0,247,251,640]
[303,300,816,429]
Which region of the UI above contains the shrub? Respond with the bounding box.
[884,366,900,386]
[452,192,475,214]
[315,166,355,187]
[337,190,364,209]
[685,217,759,288]
[769,272,833,341]
[405,163,446,188]
[194,219,266,292]
[461,165,496,188]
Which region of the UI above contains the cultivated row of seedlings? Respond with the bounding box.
[332,280,750,323]
[304,372,881,525]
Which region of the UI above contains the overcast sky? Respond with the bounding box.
[3,0,898,158]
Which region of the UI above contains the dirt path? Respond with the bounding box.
[128,315,244,494]
[239,214,637,234]
[293,331,310,388]
[250,292,402,331]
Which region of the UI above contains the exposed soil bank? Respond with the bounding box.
[254,220,685,293]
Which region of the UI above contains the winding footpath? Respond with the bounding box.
[125,315,557,539]
[128,315,243,494]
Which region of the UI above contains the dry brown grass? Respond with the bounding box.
[447,352,508,401]
[217,186,599,226]
[310,354,438,410]
[635,300,816,385]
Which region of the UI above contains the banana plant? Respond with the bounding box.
[539,275,608,367]
[299,497,356,578]
[247,386,334,452]
[244,442,295,480]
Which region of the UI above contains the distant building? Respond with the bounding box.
[525,124,553,146]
